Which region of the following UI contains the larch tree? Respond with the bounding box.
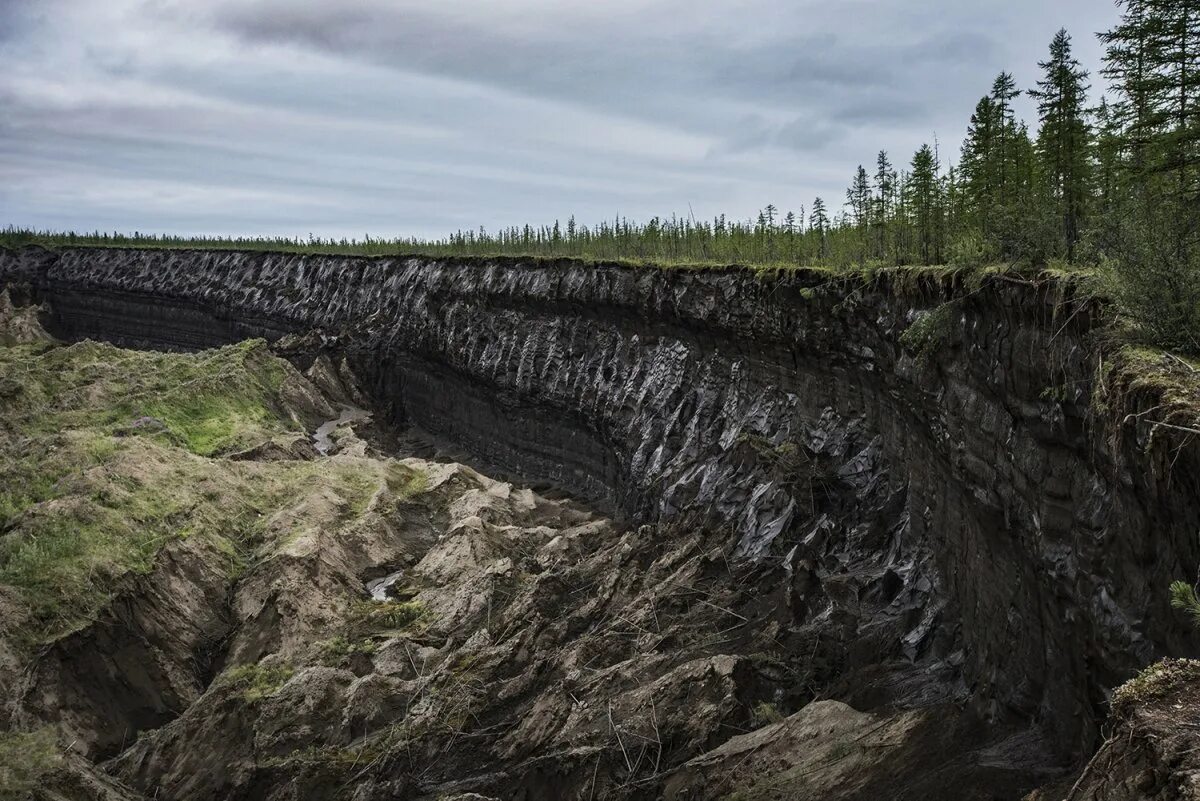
[1029,28,1092,259]
[907,144,943,265]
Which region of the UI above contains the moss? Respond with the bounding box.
[220,661,296,703]
[0,728,62,799]
[1093,345,1200,456]
[1111,658,1200,717]
[899,302,959,362]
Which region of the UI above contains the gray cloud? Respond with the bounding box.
[1,0,1122,238]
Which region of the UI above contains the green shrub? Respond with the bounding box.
[899,303,958,362]
[1098,201,1200,355]
[947,232,995,269]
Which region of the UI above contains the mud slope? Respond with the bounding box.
[3,246,1200,798]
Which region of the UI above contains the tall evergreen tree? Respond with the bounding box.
[1094,97,1123,215]
[991,72,1022,200]
[1030,29,1092,258]
[906,144,943,265]
[809,197,830,259]
[846,165,872,229]
[1101,0,1165,177]
[961,95,1000,237]
[846,165,872,260]
[873,151,896,259]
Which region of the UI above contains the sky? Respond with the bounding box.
[0,0,1122,240]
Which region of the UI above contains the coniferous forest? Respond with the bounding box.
[4,0,1199,348]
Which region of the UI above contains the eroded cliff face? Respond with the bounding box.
[2,246,1199,798]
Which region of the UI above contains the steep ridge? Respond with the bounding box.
[2,245,1199,794]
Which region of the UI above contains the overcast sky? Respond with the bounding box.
[1,0,1121,240]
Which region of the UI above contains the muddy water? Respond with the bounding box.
[312,407,370,455]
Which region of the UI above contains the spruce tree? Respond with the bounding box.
[961,95,999,239]
[809,197,830,260]
[1030,29,1092,259]
[846,165,872,262]
[907,144,943,265]
[874,151,896,260]
[991,72,1022,201]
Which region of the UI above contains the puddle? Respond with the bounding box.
[313,407,370,455]
[365,570,406,602]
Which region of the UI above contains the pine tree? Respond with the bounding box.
[961,95,1000,237]
[846,165,872,228]
[1094,97,1123,215]
[846,165,872,262]
[992,72,1022,199]
[906,144,943,265]
[1151,0,1200,203]
[1029,29,1092,259]
[1101,0,1165,177]
[874,151,896,260]
[809,197,830,260]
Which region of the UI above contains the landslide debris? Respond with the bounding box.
[0,293,1062,801]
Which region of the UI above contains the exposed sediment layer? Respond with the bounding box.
[3,245,1199,783]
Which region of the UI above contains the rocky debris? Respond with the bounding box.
[100,460,1065,801]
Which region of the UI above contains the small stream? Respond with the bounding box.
[312,407,370,456]
[365,570,406,602]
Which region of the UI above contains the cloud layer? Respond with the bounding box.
[0,0,1119,239]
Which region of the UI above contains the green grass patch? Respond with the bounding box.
[750,701,785,727]
[347,599,430,638]
[220,661,295,703]
[0,336,331,643]
[0,728,62,799]
[317,635,378,667]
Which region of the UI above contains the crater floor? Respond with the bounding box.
[0,293,1068,800]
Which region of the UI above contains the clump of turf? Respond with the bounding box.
[1111,658,1200,718]
[220,661,296,703]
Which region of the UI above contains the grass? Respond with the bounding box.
[0,728,61,800]
[346,598,430,638]
[2,224,1050,281]
[220,661,295,703]
[1093,345,1200,456]
[317,635,378,667]
[0,334,391,644]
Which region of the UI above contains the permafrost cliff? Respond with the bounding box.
[2,245,1199,799]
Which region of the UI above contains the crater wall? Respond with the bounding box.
[3,245,1197,763]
